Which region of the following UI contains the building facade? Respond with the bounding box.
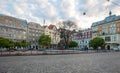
[0,14,27,42]
[27,22,44,49]
[72,30,80,48]
[72,29,92,49]
[44,24,60,48]
[92,15,120,50]
[80,28,92,49]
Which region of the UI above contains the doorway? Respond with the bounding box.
[107,45,110,50]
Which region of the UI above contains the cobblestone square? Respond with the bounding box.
[0,52,120,73]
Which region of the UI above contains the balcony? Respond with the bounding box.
[92,31,98,33]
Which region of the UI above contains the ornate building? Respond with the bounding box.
[0,14,27,42]
[92,15,120,50]
[44,24,60,48]
[27,22,44,49]
[72,28,92,49]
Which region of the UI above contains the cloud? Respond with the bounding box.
[0,0,120,29]
[60,0,77,18]
[14,6,24,15]
[36,0,50,9]
[28,13,42,24]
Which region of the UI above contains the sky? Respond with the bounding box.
[0,0,120,29]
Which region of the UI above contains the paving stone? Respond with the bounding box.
[0,52,120,73]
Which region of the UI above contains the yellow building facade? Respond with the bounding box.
[44,24,60,48]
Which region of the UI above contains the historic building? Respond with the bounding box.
[27,22,44,49]
[72,28,92,49]
[79,28,92,49]
[44,24,60,48]
[92,15,120,50]
[0,14,27,42]
[72,30,80,48]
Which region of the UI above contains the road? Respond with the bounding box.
[0,52,120,73]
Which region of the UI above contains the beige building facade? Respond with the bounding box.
[27,22,44,49]
[0,14,27,42]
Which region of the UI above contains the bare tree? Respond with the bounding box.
[58,20,77,49]
[59,20,77,30]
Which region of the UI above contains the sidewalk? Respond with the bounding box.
[0,50,117,56]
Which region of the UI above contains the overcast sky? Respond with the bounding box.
[0,0,120,29]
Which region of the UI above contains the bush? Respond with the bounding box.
[69,41,78,48]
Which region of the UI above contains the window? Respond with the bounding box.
[18,35,21,39]
[23,31,26,34]
[118,25,120,32]
[112,36,117,41]
[24,36,26,39]
[6,34,9,37]
[9,34,11,37]
[105,37,111,42]
[0,27,4,31]
[33,38,35,41]
[36,30,38,32]
[0,33,2,36]
[6,28,8,32]
[14,24,16,28]
[110,23,116,34]
[0,22,3,25]
[36,34,38,36]
[102,25,108,35]
[10,24,14,27]
[82,40,84,43]
[9,21,13,27]
[18,30,21,34]
[88,32,90,38]
[33,29,35,32]
[92,27,98,32]
[6,34,11,37]
[6,20,9,26]
[33,34,35,36]
[79,41,81,44]
[86,41,87,43]
[14,30,16,33]
[14,34,16,38]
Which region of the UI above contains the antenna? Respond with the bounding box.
[43,19,45,25]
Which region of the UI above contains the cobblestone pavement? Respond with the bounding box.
[0,52,120,73]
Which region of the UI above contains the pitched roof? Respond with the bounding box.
[48,24,57,30]
[92,15,120,27]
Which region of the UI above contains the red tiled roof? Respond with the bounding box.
[48,24,57,30]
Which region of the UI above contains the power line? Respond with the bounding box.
[80,0,120,16]
[106,0,112,16]
[106,0,120,15]
[107,0,120,7]
[112,1,120,7]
